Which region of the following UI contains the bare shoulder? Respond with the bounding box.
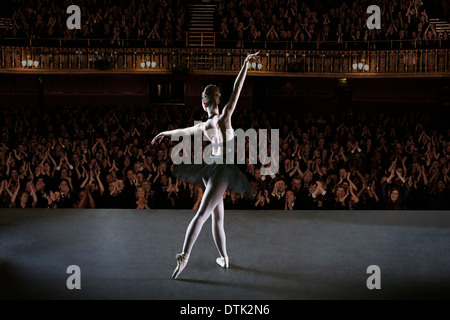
[218,110,232,124]
[185,121,205,136]
[216,114,232,129]
[194,121,206,129]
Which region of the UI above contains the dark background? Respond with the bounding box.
[0,74,449,115]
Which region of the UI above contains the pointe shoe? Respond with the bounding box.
[216,256,229,268]
[172,253,189,279]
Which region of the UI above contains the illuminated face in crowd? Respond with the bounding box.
[108,181,118,196]
[20,191,29,204]
[72,154,80,164]
[36,178,45,191]
[59,181,70,194]
[390,189,399,202]
[141,181,151,193]
[11,169,19,180]
[136,187,146,199]
[277,180,286,193]
[292,178,302,191]
[126,170,135,181]
[230,191,241,202]
[286,190,295,203]
[303,171,312,183]
[159,162,167,172]
[133,162,142,172]
[335,186,345,198]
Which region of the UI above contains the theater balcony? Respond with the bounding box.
[0,39,449,78]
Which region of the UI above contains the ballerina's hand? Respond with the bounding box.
[245,51,260,62]
[151,133,164,145]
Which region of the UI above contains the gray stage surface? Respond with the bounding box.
[1,209,450,300]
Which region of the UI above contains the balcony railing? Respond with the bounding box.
[1,46,449,77]
[1,36,449,50]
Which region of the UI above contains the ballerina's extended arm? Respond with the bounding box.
[151,122,205,145]
[222,51,259,120]
[152,52,259,145]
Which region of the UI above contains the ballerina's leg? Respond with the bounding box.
[181,174,228,255]
[212,198,228,257]
[173,176,228,279]
[212,198,230,268]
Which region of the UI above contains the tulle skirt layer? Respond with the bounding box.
[172,161,253,198]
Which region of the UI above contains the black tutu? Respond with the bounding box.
[172,155,253,198]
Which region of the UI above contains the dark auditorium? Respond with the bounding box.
[0,0,450,302]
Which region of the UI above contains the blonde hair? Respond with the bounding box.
[135,186,148,199]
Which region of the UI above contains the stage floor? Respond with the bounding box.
[1,209,450,300]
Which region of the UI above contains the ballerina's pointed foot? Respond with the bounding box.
[172,253,189,279]
[216,256,229,268]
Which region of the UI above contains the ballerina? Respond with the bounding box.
[152,51,259,279]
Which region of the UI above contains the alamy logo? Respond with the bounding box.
[366,265,381,289]
[366,5,381,30]
[170,125,279,176]
[66,265,81,290]
[66,5,81,30]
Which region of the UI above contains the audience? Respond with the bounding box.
[0,104,449,210]
[214,0,449,49]
[1,0,187,46]
[2,0,449,49]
